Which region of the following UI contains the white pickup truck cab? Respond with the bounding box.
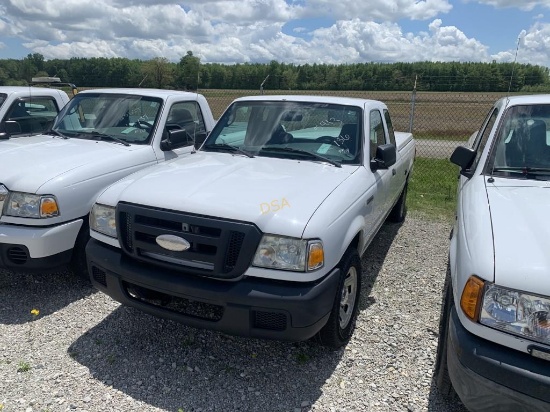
[0,88,215,276]
[436,95,550,411]
[87,95,415,348]
[0,86,71,138]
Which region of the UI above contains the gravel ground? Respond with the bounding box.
[0,215,469,412]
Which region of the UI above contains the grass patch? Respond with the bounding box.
[17,361,31,372]
[408,157,459,221]
[295,352,310,365]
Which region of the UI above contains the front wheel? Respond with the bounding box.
[434,263,458,399]
[316,249,362,349]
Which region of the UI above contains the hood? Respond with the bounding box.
[0,135,147,193]
[108,152,357,238]
[487,178,550,296]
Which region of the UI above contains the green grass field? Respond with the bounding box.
[407,157,459,221]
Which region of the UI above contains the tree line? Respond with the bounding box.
[1,52,549,92]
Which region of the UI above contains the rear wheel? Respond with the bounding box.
[434,263,458,399]
[316,249,362,349]
[388,181,408,223]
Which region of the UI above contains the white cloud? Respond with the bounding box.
[30,40,121,59]
[0,0,549,67]
[490,22,550,65]
[297,0,452,21]
[468,0,550,12]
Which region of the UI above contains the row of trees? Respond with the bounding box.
[1,52,549,92]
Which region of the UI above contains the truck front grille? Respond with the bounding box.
[117,203,262,280]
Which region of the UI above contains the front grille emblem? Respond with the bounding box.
[182,223,189,232]
[156,234,190,252]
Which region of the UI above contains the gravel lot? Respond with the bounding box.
[0,215,468,412]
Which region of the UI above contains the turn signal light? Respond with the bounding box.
[460,276,485,321]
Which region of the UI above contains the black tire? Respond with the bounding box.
[70,219,90,281]
[434,262,458,400]
[316,249,362,349]
[388,181,408,223]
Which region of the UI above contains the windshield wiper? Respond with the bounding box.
[77,131,130,146]
[260,146,342,168]
[492,166,550,176]
[47,130,69,139]
[202,143,254,158]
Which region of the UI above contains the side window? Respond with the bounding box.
[369,110,386,159]
[383,109,396,146]
[166,101,206,137]
[6,97,60,135]
[471,108,498,171]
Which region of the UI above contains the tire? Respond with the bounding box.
[434,262,458,400]
[316,249,362,349]
[70,219,90,281]
[388,181,408,223]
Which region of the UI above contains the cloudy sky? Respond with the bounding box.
[0,0,549,66]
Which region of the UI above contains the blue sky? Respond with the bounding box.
[0,0,549,67]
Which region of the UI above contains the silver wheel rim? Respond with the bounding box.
[339,266,358,329]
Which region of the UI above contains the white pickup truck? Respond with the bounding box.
[436,95,550,411]
[86,95,415,348]
[0,88,215,276]
[0,85,72,138]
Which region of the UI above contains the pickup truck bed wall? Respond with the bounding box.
[87,95,416,348]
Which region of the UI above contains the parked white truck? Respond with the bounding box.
[0,84,73,138]
[0,88,215,276]
[86,95,415,348]
[436,95,550,411]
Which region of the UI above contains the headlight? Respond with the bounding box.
[90,203,117,238]
[3,191,59,218]
[0,185,7,214]
[480,283,550,345]
[252,235,324,272]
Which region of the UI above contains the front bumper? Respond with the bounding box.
[0,219,83,271]
[86,238,341,342]
[447,307,550,412]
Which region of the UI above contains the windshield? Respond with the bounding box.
[52,93,162,144]
[203,101,363,165]
[488,104,550,179]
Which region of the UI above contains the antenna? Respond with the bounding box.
[138,74,148,87]
[507,36,521,95]
[260,75,270,95]
[191,58,201,153]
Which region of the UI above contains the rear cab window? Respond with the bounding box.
[5,96,61,136]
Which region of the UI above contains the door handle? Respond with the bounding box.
[367,196,374,205]
[392,169,396,176]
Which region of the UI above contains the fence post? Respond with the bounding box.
[409,75,417,133]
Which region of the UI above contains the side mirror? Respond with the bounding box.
[450,146,476,178]
[370,144,396,171]
[0,121,22,139]
[160,128,194,151]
